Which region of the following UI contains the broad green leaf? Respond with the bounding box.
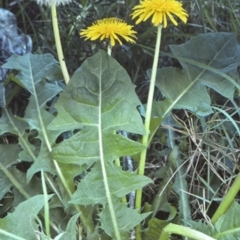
[52,128,145,166]
[70,162,152,206]
[0,194,53,240]
[154,67,212,117]
[48,50,144,135]
[49,50,145,166]
[154,32,240,118]
[49,50,150,238]
[170,32,240,99]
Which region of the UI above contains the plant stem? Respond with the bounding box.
[107,44,112,56]
[161,223,216,240]
[211,173,240,224]
[41,170,50,237]
[135,24,163,239]
[51,4,70,84]
[98,90,121,240]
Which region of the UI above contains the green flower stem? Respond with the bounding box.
[211,173,240,224]
[41,170,50,237]
[105,44,123,238]
[107,44,112,56]
[161,223,216,240]
[135,24,162,239]
[107,43,127,205]
[51,4,70,84]
[50,6,93,232]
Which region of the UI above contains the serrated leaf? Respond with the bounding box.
[2,53,62,95]
[26,144,56,183]
[49,50,145,166]
[0,109,28,136]
[70,161,152,206]
[48,50,150,238]
[58,213,80,240]
[214,201,240,239]
[0,194,53,240]
[154,32,240,118]
[48,50,144,135]
[143,207,177,240]
[2,53,62,141]
[185,220,217,239]
[2,54,64,181]
[100,198,151,239]
[9,167,43,208]
[185,201,240,239]
[0,144,21,200]
[52,127,145,166]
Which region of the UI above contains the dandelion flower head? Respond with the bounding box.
[35,0,72,6]
[132,0,188,28]
[80,18,137,47]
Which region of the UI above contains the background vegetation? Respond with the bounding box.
[0,0,240,239]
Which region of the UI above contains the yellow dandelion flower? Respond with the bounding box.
[80,18,137,47]
[131,0,188,28]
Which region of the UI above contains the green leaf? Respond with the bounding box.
[51,127,145,166]
[214,201,240,239]
[26,144,56,183]
[0,194,53,240]
[154,67,212,117]
[143,207,177,240]
[0,109,28,136]
[48,50,144,135]
[3,53,62,95]
[2,53,63,181]
[49,50,150,238]
[62,213,80,239]
[185,201,240,239]
[170,32,240,99]
[70,162,151,206]
[2,53,62,141]
[0,145,21,200]
[154,32,240,118]
[57,213,80,240]
[185,220,217,239]
[9,167,43,209]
